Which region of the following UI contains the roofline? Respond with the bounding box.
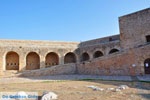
[119,8,150,19]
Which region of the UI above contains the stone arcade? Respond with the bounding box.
[0,8,150,76]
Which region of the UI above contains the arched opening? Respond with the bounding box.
[26,52,40,70]
[144,58,150,74]
[6,51,19,70]
[45,52,59,67]
[81,52,90,62]
[109,49,119,54]
[64,52,76,64]
[93,51,103,58]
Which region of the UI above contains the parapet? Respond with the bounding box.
[79,34,120,48]
[0,39,80,48]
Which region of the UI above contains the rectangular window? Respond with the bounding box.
[109,38,112,41]
[146,35,150,42]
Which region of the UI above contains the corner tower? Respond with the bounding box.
[119,8,150,49]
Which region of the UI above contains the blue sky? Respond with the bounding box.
[0,0,149,42]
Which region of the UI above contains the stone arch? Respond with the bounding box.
[6,51,19,70]
[64,52,76,64]
[81,52,90,62]
[109,48,119,54]
[26,52,40,70]
[45,52,59,67]
[144,58,150,74]
[93,51,103,58]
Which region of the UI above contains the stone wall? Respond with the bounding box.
[79,40,121,62]
[119,8,150,49]
[78,43,150,76]
[79,35,120,48]
[0,40,79,74]
[19,63,77,77]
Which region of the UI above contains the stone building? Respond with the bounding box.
[0,8,150,77]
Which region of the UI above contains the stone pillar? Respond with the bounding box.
[104,48,109,56]
[0,52,5,76]
[59,55,64,65]
[2,52,6,71]
[40,56,46,68]
[76,55,80,63]
[0,59,4,76]
[89,53,93,60]
[19,54,26,71]
[140,63,145,75]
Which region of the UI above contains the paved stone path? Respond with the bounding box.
[0,75,150,84]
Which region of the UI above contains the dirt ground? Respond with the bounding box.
[0,80,150,100]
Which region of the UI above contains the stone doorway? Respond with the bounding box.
[64,52,76,64]
[26,52,40,70]
[81,52,90,62]
[45,52,59,67]
[144,58,150,74]
[6,51,19,70]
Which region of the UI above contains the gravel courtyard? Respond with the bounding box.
[0,75,150,100]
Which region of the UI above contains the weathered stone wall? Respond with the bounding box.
[79,40,121,61]
[0,40,79,74]
[19,63,77,77]
[119,8,150,49]
[78,43,150,76]
[79,35,120,47]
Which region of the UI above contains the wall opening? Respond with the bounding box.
[6,51,19,70]
[45,52,59,67]
[109,38,112,42]
[109,49,119,54]
[93,51,103,58]
[81,52,90,62]
[64,52,76,64]
[144,58,150,74]
[26,52,40,70]
[146,35,150,43]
